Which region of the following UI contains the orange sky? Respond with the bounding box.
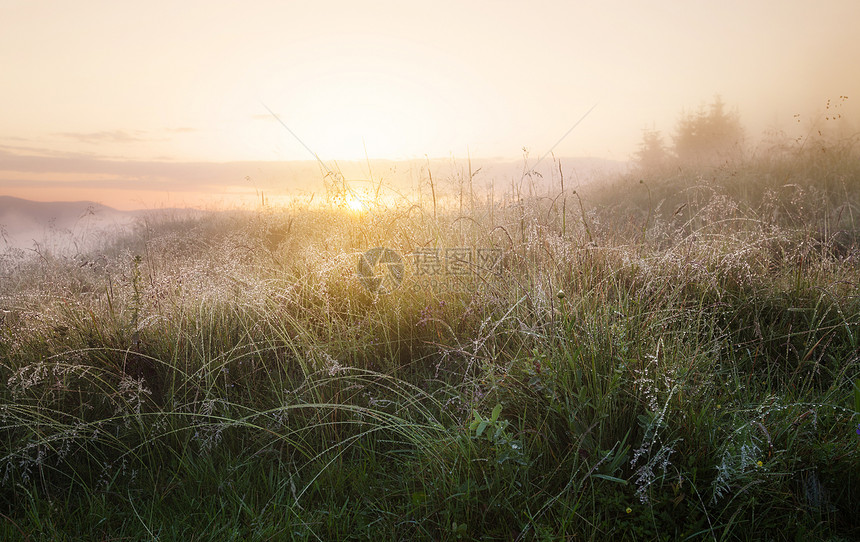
[1,0,858,209]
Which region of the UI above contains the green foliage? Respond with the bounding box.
[469,403,526,467]
[1,136,859,539]
[854,379,860,414]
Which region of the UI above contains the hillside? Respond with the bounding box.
[0,146,858,540]
[0,196,134,251]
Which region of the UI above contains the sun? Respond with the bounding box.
[346,195,368,213]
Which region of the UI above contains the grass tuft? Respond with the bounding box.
[1,140,859,539]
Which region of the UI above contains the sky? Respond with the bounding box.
[1,0,859,209]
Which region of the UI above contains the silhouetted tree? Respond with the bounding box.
[673,96,744,164]
[635,127,671,173]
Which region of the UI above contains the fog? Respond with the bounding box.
[0,1,858,209]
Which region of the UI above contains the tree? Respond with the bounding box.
[673,96,744,164]
[635,127,671,173]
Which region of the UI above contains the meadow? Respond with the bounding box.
[1,134,859,540]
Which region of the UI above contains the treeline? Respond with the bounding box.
[635,95,856,174]
[635,95,745,171]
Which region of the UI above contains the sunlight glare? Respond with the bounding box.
[346,194,369,214]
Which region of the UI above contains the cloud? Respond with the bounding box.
[54,130,159,144]
[0,146,322,195]
[0,144,116,160]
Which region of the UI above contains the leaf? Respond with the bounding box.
[469,410,482,432]
[490,403,502,423]
[854,379,860,414]
[475,420,488,438]
[494,423,506,441]
[590,473,628,485]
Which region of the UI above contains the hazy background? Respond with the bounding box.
[1,0,858,209]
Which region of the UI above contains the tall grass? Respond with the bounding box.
[1,139,859,540]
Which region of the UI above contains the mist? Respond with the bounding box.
[0,1,858,209]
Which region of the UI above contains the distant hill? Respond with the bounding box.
[0,196,136,252]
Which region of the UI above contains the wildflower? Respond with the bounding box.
[557,289,565,300]
[626,507,632,514]
[756,460,763,468]
[856,423,860,436]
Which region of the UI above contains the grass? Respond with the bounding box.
[1,136,859,540]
